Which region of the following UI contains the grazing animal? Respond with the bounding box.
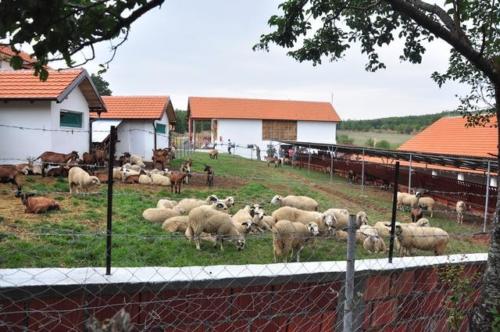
[94,148,107,166]
[16,192,60,214]
[35,151,79,176]
[46,166,69,177]
[68,167,100,194]
[272,220,320,262]
[180,159,192,184]
[395,225,449,256]
[0,165,22,190]
[118,153,131,166]
[170,171,188,194]
[411,206,423,223]
[204,165,214,187]
[456,201,466,224]
[152,149,169,170]
[270,194,319,211]
[266,156,281,168]
[208,149,219,159]
[82,152,96,165]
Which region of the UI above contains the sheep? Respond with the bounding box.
[456,201,466,224]
[272,220,320,262]
[232,206,260,235]
[270,195,319,211]
[68,167,100,194]
[417,196,435,217]
[121,168,140,181]
[124,174,141,184]
[261,215,275,229]
[323,209,368,230]
[112,167,123,180]
[94,172,109,184]
[206,195,235,208]
[186,203,245,251]
[208,149,219,159]
[356,225,379,243]
[142,207,183,224]
[150,173,171,186]
[162,216,189,233]
[138,174,153,184]
[0,165,22,190]
[395,225,449,256]
[363,235,387,254]
[130,155,145,168]
[397,192,419,210]
[157,199,178,209]
[271,206,333,235]
[175,198,209,214]
[16,192,60,214]
[374,218,431,238]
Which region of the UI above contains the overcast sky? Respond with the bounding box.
[77,0,468,120]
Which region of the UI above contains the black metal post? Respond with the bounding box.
[388,161,400,263]
[153,121,157,150]
[88,119,93,153]
[106,126,116,275]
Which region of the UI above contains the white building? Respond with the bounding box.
[91,96,176,161]
[187,97,340,158]
[0,69,106,164]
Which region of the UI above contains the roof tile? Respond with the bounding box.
[96,96,171,120]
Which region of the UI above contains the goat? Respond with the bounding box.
[16,191,60,214]
[266,156,281,168]
[0,165,21,190]
[180,159,192,184]
[82,152,96,166]
[35,151,79,176]
[411,206,423,223]
[170,171,188,194]
[118,152,131,166]
[204,165,214,187]
[46,166,69,177]
[152,149,169,170]
[94,148,107,166]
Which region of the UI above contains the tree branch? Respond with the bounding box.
[408,0,456,32]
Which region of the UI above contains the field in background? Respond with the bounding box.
[0,152,487,268]
[337,129,414,149]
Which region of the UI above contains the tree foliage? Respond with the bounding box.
[91,74,112,96]
[174,110,188,133]
[0,0,165,80]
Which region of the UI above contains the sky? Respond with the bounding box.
[72,0,468,120]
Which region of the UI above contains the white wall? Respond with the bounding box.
[297,121,337,144]
[51,87,90,156]
[0,60,12,71]
[0,101,52,163]
[155,112,169,150]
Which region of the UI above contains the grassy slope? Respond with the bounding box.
[337,129,414,149]
[0,153,487,268]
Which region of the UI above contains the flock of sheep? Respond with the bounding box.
[143,192,451,262]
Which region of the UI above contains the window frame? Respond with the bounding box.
[60,110,83,128]
[156,123,167,134]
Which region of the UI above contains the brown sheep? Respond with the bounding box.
[208,149,219,159]
[35,151,79,176]
[0,165,21,190]
[16,192,60,214]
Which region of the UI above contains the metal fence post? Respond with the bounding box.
[408,154,413,194]
[343,214,356,332]
[361,149,365,193]
[388,161,400,263]
[106,126,117,275]
[483,161,491,232]
[308,145,311,173]
[330,147,334,182]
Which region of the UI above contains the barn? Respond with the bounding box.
[91,96,176,161]
[187,97,340,158]
[0,69,106,164]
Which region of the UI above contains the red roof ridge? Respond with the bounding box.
[188,95,332,104]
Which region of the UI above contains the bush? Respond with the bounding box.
[365,138,375,147]
[375,140,391,149]
[337,134,354,145]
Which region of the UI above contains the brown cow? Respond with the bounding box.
[35,151,79,176]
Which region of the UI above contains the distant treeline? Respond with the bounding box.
[174,110,211,134]
[338,110,462,134]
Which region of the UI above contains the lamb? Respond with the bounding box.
[208,149,219,159]
[157,199,178,209]
[232,206,260,235]
[16,192,60,214]
[162,216,189,233]
[356,225,379,243]
[0,165,22,190]
[323,209,368,230]
[138,174,153,184]
[456,201,466,224]
[395,225,449,256]
[418,196,435,217]
[94,172,109,184]
[68,167,100,194]
[186,203,245,251]
[130,155,145,168]
[142,207,183,224]
[270,195,319,211]
[363,235,387,254]
[272,220,320,262]
[271,206,333,235]
[124,174,141,184]
[206,195,235,208]
[151,173,170,186]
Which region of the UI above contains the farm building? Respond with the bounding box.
[187,97,340,158]
[0,69,106,164]
[0,44,35,70]
[91,96,176,161]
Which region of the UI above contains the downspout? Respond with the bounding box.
[89,117,94,153]
[152,121,157,150]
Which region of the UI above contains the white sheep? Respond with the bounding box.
[270,195,319,211]
[142,207,182,224]
[374,219,430,238]
[397,192,419,210]
[395,225,449,256]
[157,199,178,209]
[272,219,319,262]
[68,167,100,195]
[151,173,171,186]
[186,203,244,251]
[121,168,140,181]
[130,155,145,168]
[176,198,210,214]
[231,206,258,235]
[271,206,333,235]
[418,196,435,217]
[356,225,379,243]
[261,215,276,229]
[138,174,153,184]
[112,167,123,181]
[363,235,387,254]
[323,209,368,230]
[162,216,189,233]
[456,201,466,224]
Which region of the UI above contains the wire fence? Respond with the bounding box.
[0,124,493,331]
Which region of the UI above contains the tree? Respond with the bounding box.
[91,74,112,96]
[174,110,188,133]
[0,0,165,80]
[255,1,498,329]
[375,139,391,149]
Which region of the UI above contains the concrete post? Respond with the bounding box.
[483,161,491,232]
[308,145,312,173]
[361,149,365,193]
[343,214,356,332]
[408,154,413,194]
[330,147,334,182]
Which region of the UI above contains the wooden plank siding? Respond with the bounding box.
[262,120,297,141]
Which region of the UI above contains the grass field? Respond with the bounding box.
[337,129,414,149]
[0,153,488,268]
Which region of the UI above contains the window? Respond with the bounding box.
[60,111,83,128]
[262,120,297,140]
[156,123,166,134]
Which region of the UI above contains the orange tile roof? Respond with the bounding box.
[398,116,497,158]
[0,45,35,66]
[0,69,84,99]
[96,96,171,120]
[188,96,340,121]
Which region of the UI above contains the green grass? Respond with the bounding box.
[0,152,488,268]
[337,129,414,149]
